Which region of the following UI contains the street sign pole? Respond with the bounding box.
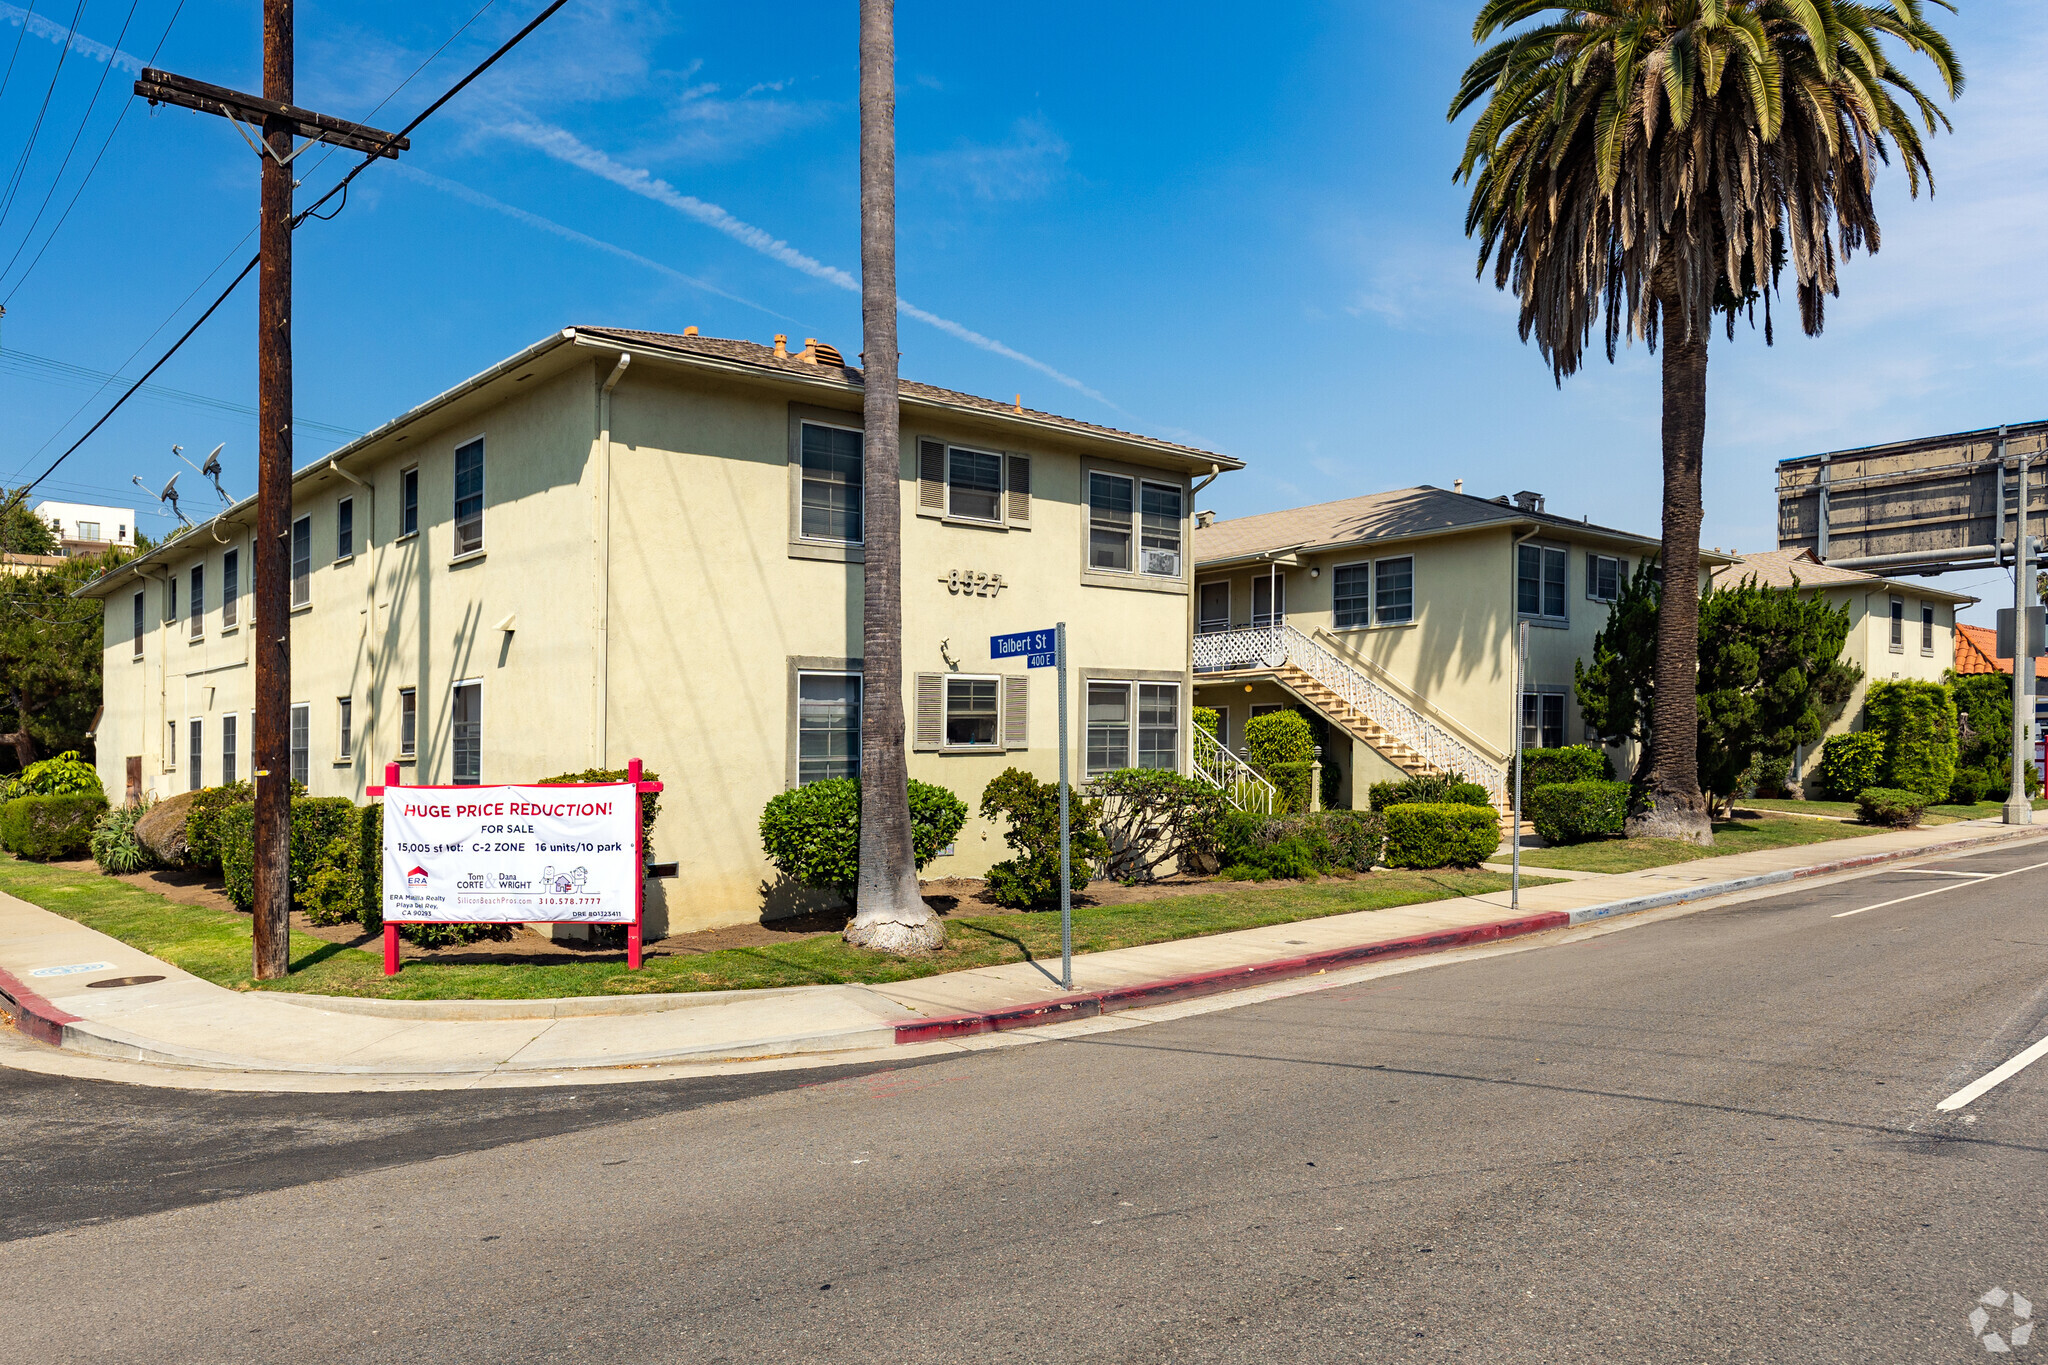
[2010,441,2035,826]
[1056,621,1071,990]
[1512,621,1527,909]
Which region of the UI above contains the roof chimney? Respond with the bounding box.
[1196,509,1216,530]
[683,325,699,337]
[1453,478,1464,495]
[773,334,788,359]
[1513,490,1545,513]
[800,337,818,363]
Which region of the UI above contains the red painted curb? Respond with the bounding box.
[894,909,1571,1045]
[0,966,82,1049]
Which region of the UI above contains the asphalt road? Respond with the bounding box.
[6,840,2048,1363]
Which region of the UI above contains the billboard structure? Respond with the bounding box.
[1777,421,2048,822]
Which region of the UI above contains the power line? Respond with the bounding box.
[0,0,87,232]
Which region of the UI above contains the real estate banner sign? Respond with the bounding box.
[382,784,638,924]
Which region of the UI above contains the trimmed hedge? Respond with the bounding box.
[1528,780,1628,846]
[759,776,970,900]
[1512,744,1607,792]
[1218,809,1385,880]
[219,796,362,913]
[183,782,254,870]
[0,793,109,860]
[1244,711,1318,813]
[1865,680,1958,802]
[1368,773,1492,811]
[1382,802,1500,869]
[1816,731,1884,800]
[1856,786,1928,829]
[1265,761,1314,814]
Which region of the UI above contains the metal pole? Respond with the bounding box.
[2009,436,2033,826]
[1057,620,1071,990]
[251,0,294,979]
[1512,621,1526,908]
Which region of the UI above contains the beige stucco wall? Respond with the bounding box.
[95,352,1203,936]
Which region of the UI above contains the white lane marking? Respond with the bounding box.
[1831,858,2048,918]
[1894,868,1998,878]
[1938,1035,2048,1112]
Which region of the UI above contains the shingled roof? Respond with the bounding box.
[1192,485,1664,565]
[1713,547,1977,604]
[575,327,1237,467]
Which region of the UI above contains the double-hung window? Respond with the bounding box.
[454,438,485,556]
[1333,565,1372,628]
[337,697,353,763]
[1586,553,1625,603]
[290,516,311,608]
[189,564,204,639]
[1375,556,1414,624]
[1197,582,1231,634]
[289,703,310,786]
[221,548,239,628]
[400,467,420,537]
[943,677,1000,748]
[1139,483,1183,577]
[1522,692,1565,749]
[1889,597,1904,652]
[1518,543,1568,620]
[221,713,238,785]
[188,719,202,791]
[1089,473,1133,571]
[1922,604,1935,654]
[131,591,144,657]
[1086,681,1180,775]
[336,497,354,560]
[452,681,481,784]
[946,447,1003,522]
[799,422,862,543]
[797,672,861,783]
[398,687,417,759]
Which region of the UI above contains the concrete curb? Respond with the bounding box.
[0,966,82,1048]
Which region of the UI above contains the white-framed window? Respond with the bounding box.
[337,697,353,763]
[78,520,100,541]
[131,591,144,658]
[1086,681,1180,774]
[1251,574,1285,628]
[289,703,310,786]
[336,497,354,561]
[1518,543,1568,620]
[1333,564,1371,628]
[944,676,1001,748]
[1088,472,1132,571]
[188,719,203,792]
[1586,552,1626,603]
[1521,691,1565,749]
[290,516,311,608]
[452,680,481,784]
[400,466,419,538]
[1921,604,1935,654]
[1140,482,1183,577]
[221,548,239,628]
[1376,556,1415,624]
[946,446,1004,522]
[1197,581,1231,634]
[797,671,861,783]
[454,438,485,556]
[1889,596,1904,652]
[398,687,417,758]
[189,564,204,639]
[799,421,862,543]
[222,713,238,786]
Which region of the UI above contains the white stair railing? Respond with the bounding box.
[1193,622,1509,809]
[1191,724,1280,815]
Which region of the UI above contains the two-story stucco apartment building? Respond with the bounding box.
[79,327,1240,935]
[1190,486,1726,808]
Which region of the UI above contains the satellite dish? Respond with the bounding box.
[158,472,180,502]
[201,444,229,503]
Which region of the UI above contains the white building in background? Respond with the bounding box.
[32,501,136,555]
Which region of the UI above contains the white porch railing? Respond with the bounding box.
[1191,724,1280,815]
[1194,621,1509,808]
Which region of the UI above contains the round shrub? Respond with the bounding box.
[760,777,969,899]
[978,768,1109,910]
[1381,803,1500,869]
[1528,780,1628,846]
[90,800,157,874]
[0,793,109,860]
[1948,769,1988,805]
[1244,711,1318,813]
[1856,787,1928,828]
[1513,744,1607,791]
[1816,732,1885,800]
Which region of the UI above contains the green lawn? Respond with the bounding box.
[1514,814,1878,875]
[1741,796,2046,825]
[0,855,1550,1001]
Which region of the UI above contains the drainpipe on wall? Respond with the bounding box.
[327,457,373,780]
[1181,465,1220,775]
[596,352,632,768]
[135,568,171,780]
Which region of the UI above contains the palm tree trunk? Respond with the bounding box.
[844,0,944,954]
[1628,262,1714,843]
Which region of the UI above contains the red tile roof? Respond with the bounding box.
[1955,622,2048,678]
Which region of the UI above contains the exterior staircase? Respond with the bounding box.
[1194,621,1511,812]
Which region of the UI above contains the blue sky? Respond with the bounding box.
[1,1,2042,623]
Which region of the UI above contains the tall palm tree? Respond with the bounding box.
[1450,1,1961,842]
[845,0,945,954]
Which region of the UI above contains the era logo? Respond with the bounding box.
[406,866,429,886]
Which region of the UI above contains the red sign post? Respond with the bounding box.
[368,759,663,976]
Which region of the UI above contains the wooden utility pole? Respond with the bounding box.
[136,6,408,979]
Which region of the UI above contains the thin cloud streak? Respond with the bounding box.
[0,2,145,73]
[493,118,1120,412]
[393,163,789,320]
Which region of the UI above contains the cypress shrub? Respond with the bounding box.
[1382,803,1500,869]
[1815,731,1885,800]
[1244,712,1318,813]
[0,793,108,860]
[1865,680,1958,802]
[1528,780,1628,845]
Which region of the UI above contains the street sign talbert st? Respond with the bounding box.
[991,629,1058,669]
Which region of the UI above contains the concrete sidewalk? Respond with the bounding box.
[2,818,2042,1083]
